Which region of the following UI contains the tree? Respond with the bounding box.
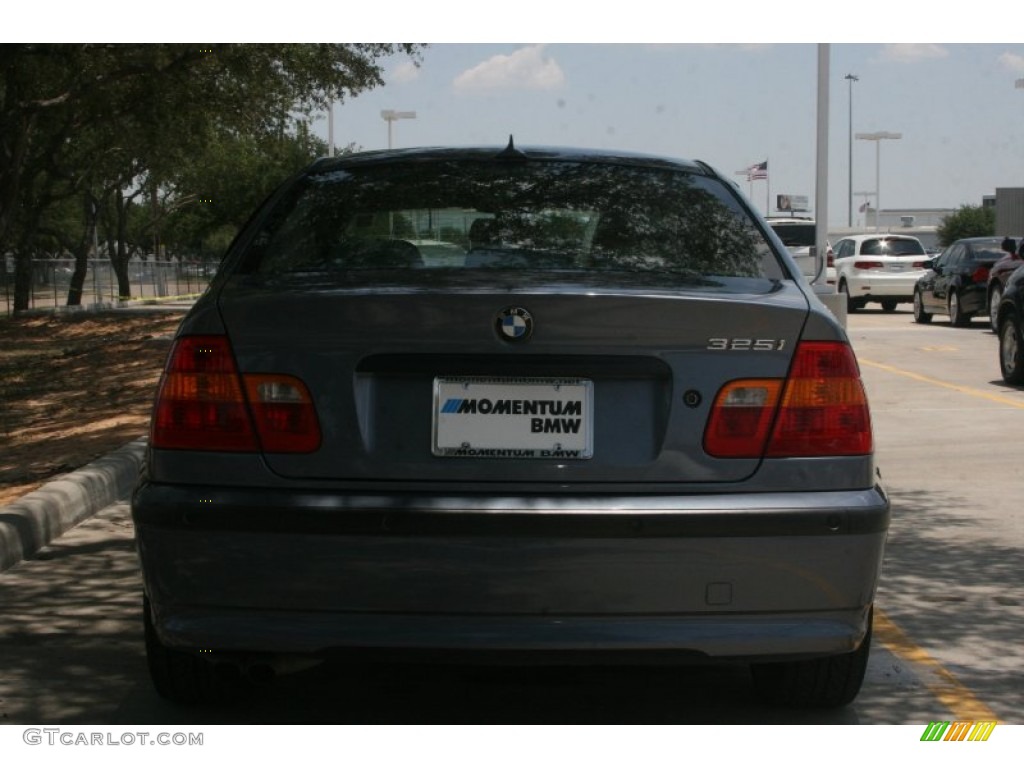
[159,120,336,270]
[0,44,424,312]
[937,204,995,247]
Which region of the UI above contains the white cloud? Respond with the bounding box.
[388,60,421,84]
[453,45,565,92]
[878,44,949,63]
[998,52,1024,73]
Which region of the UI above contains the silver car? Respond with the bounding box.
[133,145,888,709]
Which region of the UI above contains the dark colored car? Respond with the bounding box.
[995,266,1024,383]
[986,241,1024,332]
[132,145,888,709]
[913,237,1007,326]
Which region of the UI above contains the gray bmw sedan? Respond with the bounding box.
[133,143,888,708]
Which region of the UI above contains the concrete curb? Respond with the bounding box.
[0,438,145,572]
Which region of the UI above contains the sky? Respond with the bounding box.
[20,4,1024,229]
[320,42,1024,229]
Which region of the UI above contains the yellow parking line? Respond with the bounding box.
[859,358,1024,410]
[875,608,999,721]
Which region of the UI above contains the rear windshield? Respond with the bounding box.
[861,238,925,256]
[767,222,815,247]
[237,159,781,282]
[969,245,1006,261]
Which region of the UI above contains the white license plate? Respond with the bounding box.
[433,378,593,459]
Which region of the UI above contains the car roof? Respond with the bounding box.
[838,233,922,243]
[308,145,710,176]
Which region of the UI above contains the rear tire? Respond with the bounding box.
[144,596,243,706]
[880,299,897,313]
[949,290,971,327]
[989,285,1002,332]
[751,608,873,709]
[999,315,1024,385]
[913,290,932,324]
[840,280,860,313]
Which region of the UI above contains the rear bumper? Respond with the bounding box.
[133,483,889,660]
[847,273,920,299]
[960,285,989,314]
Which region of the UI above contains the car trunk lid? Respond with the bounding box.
[215,273,811,485]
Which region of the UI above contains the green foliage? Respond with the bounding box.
[390,213,416,238]
[0,43,425,310]
[937,205,995,247]
[161,122,330,258]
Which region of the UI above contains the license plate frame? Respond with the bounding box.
[432,377,593,459]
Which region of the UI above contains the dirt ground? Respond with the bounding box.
[0,309,184,507]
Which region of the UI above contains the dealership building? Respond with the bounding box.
[993,188,1024,236]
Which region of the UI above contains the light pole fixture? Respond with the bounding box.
[845,74,858,227]
[380,109,417,149]
[855,131,902,231]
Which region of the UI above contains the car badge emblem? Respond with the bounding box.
[496,306,533,342]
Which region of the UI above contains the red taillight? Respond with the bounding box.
[972,266,990,284]
[704,342,872,459]
[152,336,258,451]
[826,249,835,268]
[703,380,784,458]
[243,374,321,453]
[853,260,884,270]
[767,342,872,457]
[912,261,928,269]
[151,335,320,453]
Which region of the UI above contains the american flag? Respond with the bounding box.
[747,160,768,182]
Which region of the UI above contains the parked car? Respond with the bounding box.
[995,266,1024,383]
[914,237,1007,326]
[133,144,888,709]
[986,240,1024,331]
[765,216,834,285]
[832,234,929,312]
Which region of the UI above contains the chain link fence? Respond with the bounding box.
[2,258,216,316]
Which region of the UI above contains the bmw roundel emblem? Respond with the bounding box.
[496,306,533,342]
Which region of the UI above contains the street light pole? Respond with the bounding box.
[845,74,858,227]
[380,109,417,149]
[327,101,335,157]
[380,110,417,236]
[855,131,902,232]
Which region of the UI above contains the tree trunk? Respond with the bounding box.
[65,237,91,307]
[113,186,132,297]
[66,193,97,307]
[12,251,32,313]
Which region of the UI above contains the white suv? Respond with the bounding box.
[832,234,929,313]
[766,217,834,286]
